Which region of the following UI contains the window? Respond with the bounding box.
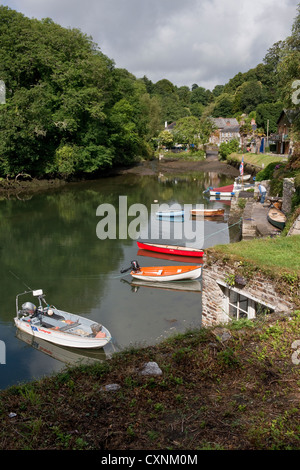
[228,290,249,319]
[217,281,274,321]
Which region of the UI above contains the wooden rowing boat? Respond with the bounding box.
[137,241,204,257]
[137,249,204,264]
[190,208,224,217]
[130,265,202,282]
[267,206,286,230]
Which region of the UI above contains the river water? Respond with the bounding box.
[0,168,236,390]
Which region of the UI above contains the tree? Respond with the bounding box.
[172,116,201,148]
[233,81,264,114]
[255,102,283,133]
[0,6,158,177]
[158,130,173,148]
[212,93,234,117]
[191,86,212,106]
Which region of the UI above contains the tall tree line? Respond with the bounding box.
[0,4,300,179]
[0,6,161,178]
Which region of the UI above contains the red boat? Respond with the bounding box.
[136,241,204,258]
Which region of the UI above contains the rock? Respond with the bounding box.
[140,362,162,376]
[103,384,121,392]
[212,327,232,342]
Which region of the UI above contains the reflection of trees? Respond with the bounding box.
[0,187,125,320]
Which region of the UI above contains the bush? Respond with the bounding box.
[219,139,240,160]
[255,162,278,181]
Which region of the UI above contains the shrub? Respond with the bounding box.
[219,139,240,160]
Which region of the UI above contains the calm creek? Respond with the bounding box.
[0,167,237,390]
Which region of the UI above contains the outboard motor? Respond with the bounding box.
[22,302,37,316]
[120,260,141,273]
[131,260,140,272]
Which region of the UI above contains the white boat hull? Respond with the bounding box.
[131,266,202,282]
[14,316,111,349]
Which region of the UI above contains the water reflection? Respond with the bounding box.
[16,329,109,366]
[0,171,235,389]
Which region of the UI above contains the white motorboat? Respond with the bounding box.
[14,289,112,349]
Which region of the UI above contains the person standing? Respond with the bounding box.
[258,183,267,204]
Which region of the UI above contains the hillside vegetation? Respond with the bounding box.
[1,5,300,180]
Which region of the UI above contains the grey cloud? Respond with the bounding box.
[2,0,299,89]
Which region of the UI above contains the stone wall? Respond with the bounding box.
[288,214,300,235]
[201,256,296,327]
[282,178,295,215]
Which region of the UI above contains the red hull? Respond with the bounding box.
[137,241,204,258]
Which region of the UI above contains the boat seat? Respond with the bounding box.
[41,321,53,329]
[44,311,64,321]
[59,321,80,331]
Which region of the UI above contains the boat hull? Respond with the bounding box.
[156,210,184,218]
[131,279,201,292]
[205,182,254,197]
[130,265,202,282]
[14,316,111,349]
[190,208,224,217]
[137,241,204,257]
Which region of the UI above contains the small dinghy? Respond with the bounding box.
[137,241,204,257]
[203,184,235,197]
[121,260,202,282]
[14,289,112,349]
[190,208,224,217]
[267,206,286,230]
[204,181,255,197]
[156,210,184,218]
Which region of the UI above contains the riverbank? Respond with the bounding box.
[118,158,240,177]
[0,309,299,451]
[0,177,67,198]
[0,158,240,198]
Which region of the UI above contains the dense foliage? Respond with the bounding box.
[1,4,300,178]
[0,7,161,178]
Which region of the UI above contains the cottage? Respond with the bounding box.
[269,109,298,155]
[209,117,241,146]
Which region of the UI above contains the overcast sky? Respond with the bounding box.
[1,0,299,90]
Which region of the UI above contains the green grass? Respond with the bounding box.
[212,235,300,274]
[229,153,287,168]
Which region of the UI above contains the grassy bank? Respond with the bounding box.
[0,311,299,450]
[210,235,300,276]
[227,152,287,169]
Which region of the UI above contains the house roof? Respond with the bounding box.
[220,125,240,133]
[165,122,176,130]
[211,117,239,129]
[276,109,299,125]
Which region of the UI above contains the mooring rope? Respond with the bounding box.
[199,218,242,242]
